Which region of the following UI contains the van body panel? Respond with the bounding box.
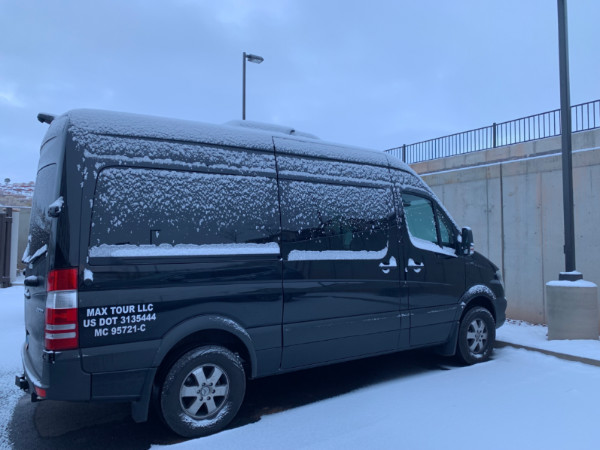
[19,109,507,430]
[274,139,408,369]
[281,331,399,369]
[389,172,467,347]
[78,258,283,349]
[91,369,150,400]
[81,340,160,372]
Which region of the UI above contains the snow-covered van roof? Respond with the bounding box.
[62,109,413,172]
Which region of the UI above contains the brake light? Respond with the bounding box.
[34,386,47,398]
[45,268,79,351]
[47,268,78,291]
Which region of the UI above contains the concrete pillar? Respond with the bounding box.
[546,278,599,340]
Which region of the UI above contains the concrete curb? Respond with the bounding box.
[496,340,600,367]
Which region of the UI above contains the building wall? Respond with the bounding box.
[412,128,600,325]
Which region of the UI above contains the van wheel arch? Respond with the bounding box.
[433,292,497,359]
[459,295,496,324]
[154,328,253,392]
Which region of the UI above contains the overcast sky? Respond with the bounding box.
[1,0,599,182]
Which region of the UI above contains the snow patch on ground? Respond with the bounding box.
[497,319,600,361]
[153,346,600,450]
[0,285,26,449]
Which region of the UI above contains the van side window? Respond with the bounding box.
[280,180,393,254]
[402,192,457,250]
[436,208,456,248]
[90,167,279,249]
[402,193,437,244]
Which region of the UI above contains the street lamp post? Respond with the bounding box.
[545,0,599,341]
[557,0,578,281]
[242,52,264,120]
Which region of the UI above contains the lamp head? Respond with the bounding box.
[245,53,264,64]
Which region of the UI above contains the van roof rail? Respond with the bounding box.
[225,120,320,140]
[37,113,55,124]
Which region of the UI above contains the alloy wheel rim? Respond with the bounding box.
[179,363,230,419]
[466,318,488,354]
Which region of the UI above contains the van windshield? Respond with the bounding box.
[23,164,57,264]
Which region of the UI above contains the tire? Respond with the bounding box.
[456,307,496,365]
[160,345,246,438]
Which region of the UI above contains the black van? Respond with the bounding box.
[16,109,506,437]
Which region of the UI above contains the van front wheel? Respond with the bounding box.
[160,345,246,437]
[456,307,495,365]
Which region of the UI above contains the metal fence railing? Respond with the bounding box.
[386,99,600,164]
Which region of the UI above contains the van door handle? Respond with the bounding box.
[379,256,397,274]
[407,258,424,273]
[24,276,40,287]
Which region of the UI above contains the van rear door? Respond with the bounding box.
[22,120,66,378]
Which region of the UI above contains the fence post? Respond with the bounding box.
[0,208,12,288]
[492,122,497,148]
[402,144,406,163]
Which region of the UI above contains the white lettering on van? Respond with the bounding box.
[86,307,108,317]
[110,305,135,315]
[85,303,157,338]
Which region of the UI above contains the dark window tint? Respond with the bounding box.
[402,193,437,244]
[90,168,279,247]
[280,180,393,253]
[436,208,456,247]
[25,164,58,262]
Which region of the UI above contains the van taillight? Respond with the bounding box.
[45,268,79,351]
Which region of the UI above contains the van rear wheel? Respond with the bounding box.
[456,307,495,365]
[160,345,245,437]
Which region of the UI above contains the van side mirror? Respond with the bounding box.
[461,227,474,255]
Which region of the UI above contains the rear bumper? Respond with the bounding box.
[20,342,91,401]
[19,341,156,405]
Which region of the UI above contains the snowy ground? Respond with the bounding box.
[0,283,25,449]
[1,283,599,449]
[498,319,600,361]
[156,349,600,450]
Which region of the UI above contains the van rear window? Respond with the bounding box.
[89,168,280,256]
[23,164,58,263]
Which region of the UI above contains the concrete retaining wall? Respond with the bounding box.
[412,128,600,325]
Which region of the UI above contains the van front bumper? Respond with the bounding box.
[495,296,507,328]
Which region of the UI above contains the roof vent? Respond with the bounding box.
[225,120,319,140]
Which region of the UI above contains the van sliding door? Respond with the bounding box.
[274,141,404,369]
